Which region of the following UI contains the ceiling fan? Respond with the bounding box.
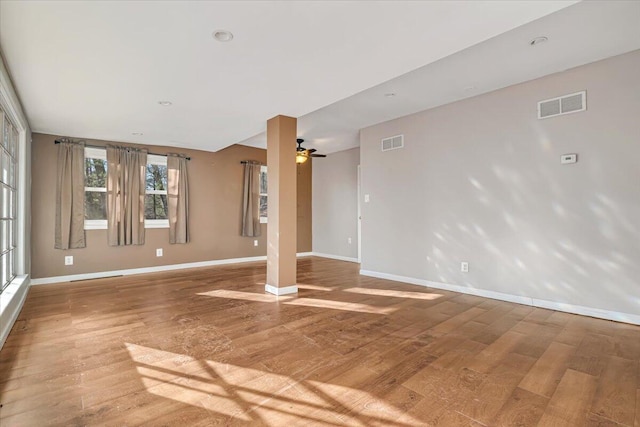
[296,138,326,164]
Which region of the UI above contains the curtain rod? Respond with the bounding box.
[54,139,191,161]
[240,160,264,165]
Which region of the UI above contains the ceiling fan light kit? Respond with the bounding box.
[296,152,308,164]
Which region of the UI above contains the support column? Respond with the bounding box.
[265,115,298,295]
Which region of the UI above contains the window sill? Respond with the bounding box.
[85,220,107,230]
[1,275,29,315]
[84,220,169,230]
[145,220,169,229]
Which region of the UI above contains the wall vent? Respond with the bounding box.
[538,91,586,119]
[381,134,404,152]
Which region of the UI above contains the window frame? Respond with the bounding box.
[0,110,18,293]
[259,165,267,224]
[144,154,169,229]
[83,148,169,230]
[84,147,108,230]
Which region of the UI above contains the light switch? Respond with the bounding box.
[364,194,370,203]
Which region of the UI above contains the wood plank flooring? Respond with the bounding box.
[0,257,638,426]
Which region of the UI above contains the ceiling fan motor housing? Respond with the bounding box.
[295,138,327,158]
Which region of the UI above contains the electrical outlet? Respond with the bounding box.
[64,256,73,266]
[156,248,163,257]
[461,262,469,273]
[348,237,352,244]
[254,240,258,247]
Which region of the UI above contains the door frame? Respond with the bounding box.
[357,164,362,263]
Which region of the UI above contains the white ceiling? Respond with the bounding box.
[240,0,640,154]
[0,1,578,152]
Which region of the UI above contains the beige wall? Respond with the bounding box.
[296,155,312,253]
[312,147,360,259]
[360,50,640,318]
[31,133,311,279]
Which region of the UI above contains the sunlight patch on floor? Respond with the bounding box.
[197,289,293,303]
[307,380,420,426]
[343,287,443,300]
[297,283,335,291]
[284,298,397,315]
[197,289,399,314]
[124,343,420,425]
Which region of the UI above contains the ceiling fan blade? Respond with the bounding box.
[307,148,317,153]
[310,154,326,158]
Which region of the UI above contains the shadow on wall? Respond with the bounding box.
[424,126,639,315]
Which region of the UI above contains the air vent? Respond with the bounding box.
[381,134,404,152]
[538,91,586,119]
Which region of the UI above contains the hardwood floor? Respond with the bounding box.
[1,257,638,426]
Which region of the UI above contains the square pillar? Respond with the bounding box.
[265,115,298,295]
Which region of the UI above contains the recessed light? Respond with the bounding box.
[530,36,548,46]
[213,30,234,42]
[384,93,396,98]
[158,101,172,106]
[131,132,143,136]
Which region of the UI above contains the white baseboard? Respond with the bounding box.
[1,275,30,349]
[530,298,640,325]
[310,252,359,263]
[359,269,640,326]
[30,252,317,286]
[265,284,298,296]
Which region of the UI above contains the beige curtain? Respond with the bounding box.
[55,141,86,249]
[106,146,147,246]
[167,154,189,244]
[241,162,262,237]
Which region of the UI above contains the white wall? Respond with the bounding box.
[360,50,640,323]
[312,148,360,261]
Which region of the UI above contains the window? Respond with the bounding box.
[84,149,169,229]
[260,165,267,223]
[0,109,18,293]
[144,155,169,228]
[84,147,108,229]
